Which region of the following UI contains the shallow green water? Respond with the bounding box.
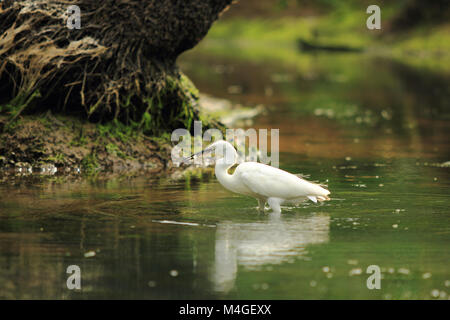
[0,48,449,299]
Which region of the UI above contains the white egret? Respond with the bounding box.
[186,140,330,213]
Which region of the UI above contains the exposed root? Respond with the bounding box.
[0,0,232,133]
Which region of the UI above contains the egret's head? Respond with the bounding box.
[183,140,237,165]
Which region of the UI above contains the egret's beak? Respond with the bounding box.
[182,151,202,164]
[181,147,214,164]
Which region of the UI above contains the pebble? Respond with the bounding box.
[397,268,410,275]
[431,289,440,298]
[227,85,242,94]
[84,251,96,258]
[349,268,362,276]
[422,272,432,279]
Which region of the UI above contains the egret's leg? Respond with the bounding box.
[267,197,283,214]
[257,199,266,212]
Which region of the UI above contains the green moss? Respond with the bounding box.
[103,72,201,137]
[98,119,139,143]
[179,73,200,99]
[81,153,100,172]
[44,153,65,163]
[105,143,130,160]
[0,90,42,129]
[69,130,88,147]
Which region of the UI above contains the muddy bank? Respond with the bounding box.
[0,114,171,174]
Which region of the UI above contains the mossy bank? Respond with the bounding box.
[0,114,173,173]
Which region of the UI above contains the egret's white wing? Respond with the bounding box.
[235,162,329,200]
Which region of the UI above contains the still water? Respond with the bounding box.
[0,48,449,299]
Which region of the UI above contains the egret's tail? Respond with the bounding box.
[307,194,330,203]
[317,195,330,201]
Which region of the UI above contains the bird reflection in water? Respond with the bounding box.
[211,213,330,292]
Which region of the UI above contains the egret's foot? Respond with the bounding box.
[257,199,266,212]
[269,210,281,219]
[267,197,283,214]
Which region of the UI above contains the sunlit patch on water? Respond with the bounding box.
[153,220,216,228]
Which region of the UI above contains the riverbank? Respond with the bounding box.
[0,94,263,174]
[0,114,170,174]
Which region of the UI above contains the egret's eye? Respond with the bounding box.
[203,147,214,155]
[213,145,227,158]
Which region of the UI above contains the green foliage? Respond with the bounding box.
[202,6,450,73]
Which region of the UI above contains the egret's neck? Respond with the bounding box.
[215,159,237,191]
[214,145,239,192]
